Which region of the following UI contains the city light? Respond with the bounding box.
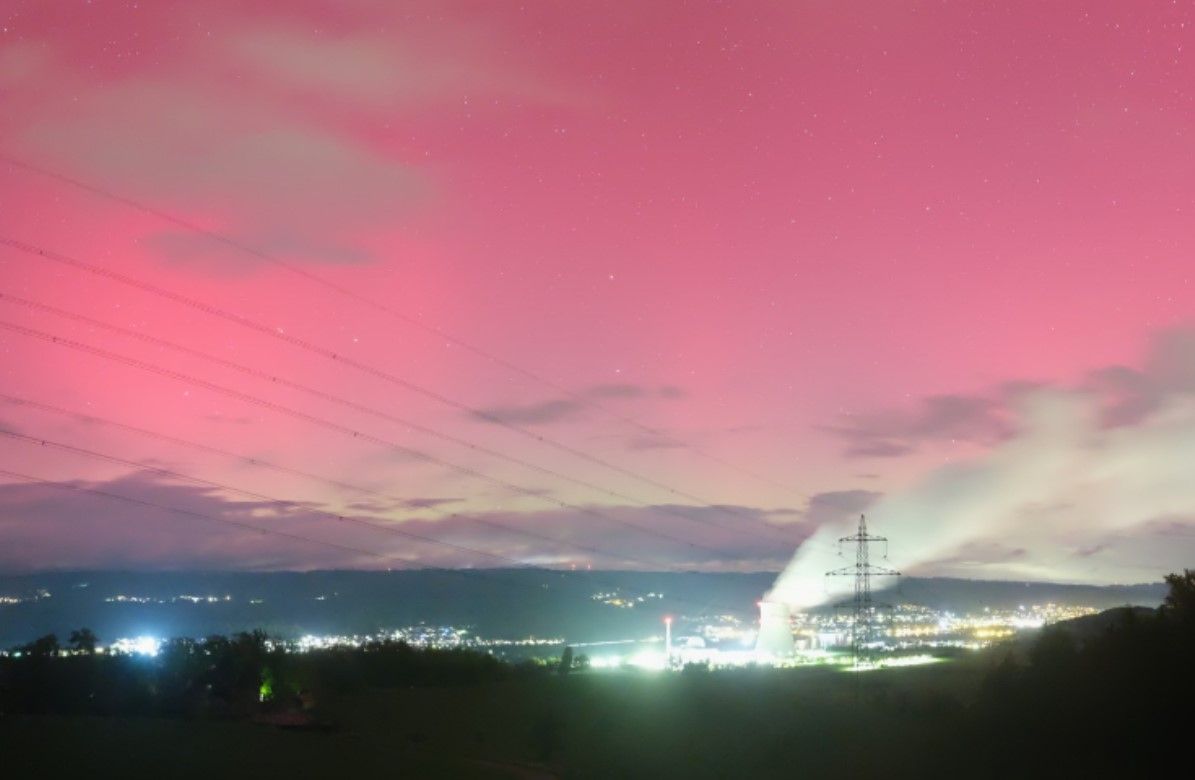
[22,596,1099,669]
[109,636,161,657]
[842,655,941,673]
[626,650,668,671]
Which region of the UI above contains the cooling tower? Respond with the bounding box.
[755,600,795,658]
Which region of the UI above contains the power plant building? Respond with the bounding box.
[755,600,795,658]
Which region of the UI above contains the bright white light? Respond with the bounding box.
[881,654,938,668]
[110,635,161,657]
[627,650,668,671]
[843,654,939,672]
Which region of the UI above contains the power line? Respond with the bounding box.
[0,393,423,508]
[0,466,644,616]
[0,290,796,546]
[0,153,803,498]
[0,234,793,533]
[0,428,689,571]
[0,318,737,557]
[0,466,406,567]
[0,453,761,622]
[0,392,794,579]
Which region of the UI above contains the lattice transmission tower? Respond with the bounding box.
[826,514,900,666]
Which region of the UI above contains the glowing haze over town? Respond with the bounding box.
[2,0,1193,595]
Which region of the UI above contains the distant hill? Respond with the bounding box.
[879,577,1165,613]
[0,570,1168,647]
[0,570,772,647]
[1045,605,1158,643]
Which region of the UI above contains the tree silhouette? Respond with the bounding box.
[23,634,59,658]
[968,569,1195,775]
[558,646,574,675]
[1162,569,1195,622]
[68,628,99,655]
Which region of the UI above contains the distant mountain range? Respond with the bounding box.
[0,570,1168,647]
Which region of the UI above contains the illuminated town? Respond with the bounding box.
[2,587,1097,670]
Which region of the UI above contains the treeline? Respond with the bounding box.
[0,632,539,719]
[961,569,1195,773]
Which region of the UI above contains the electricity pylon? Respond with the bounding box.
[826,514,900,666]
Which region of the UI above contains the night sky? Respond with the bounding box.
[1,2,1193,586]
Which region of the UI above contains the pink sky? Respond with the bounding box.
[1,1,1193,579]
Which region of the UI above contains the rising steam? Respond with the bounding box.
[769,330,1195,608]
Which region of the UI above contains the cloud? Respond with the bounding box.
[1,12,580,273]
[624,434,688,451]
[344,496,463,515]
[14,77,426,268]
[1085,329,1195,426]
[586,384,649,400]
[0,418,27,437]
[147,230,371,273]
[0,473,382,572]
[399,497,465,510]
[422,503,802,571]
[474,384,687,427]
[225,21,579,111]
[824,393,1014,458]
[0,471,801,573]
[802,490,882,526]
[0,41,52,88]
[770,326,1195,608]
[921,541,1029,568]
[841,440,914,458]
[472,399,587,426]
[823,327,1195,460]
[229,27,432,108]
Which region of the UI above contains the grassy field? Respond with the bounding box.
[0,656,995,779]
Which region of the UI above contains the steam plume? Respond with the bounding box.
[769,332,1195,608]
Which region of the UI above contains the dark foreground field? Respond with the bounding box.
[0,661,983,779]
[7,570,1194,779]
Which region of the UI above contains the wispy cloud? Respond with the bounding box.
[0,471,805,573]
[473,384,687,427]
[823,394,1013,458]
